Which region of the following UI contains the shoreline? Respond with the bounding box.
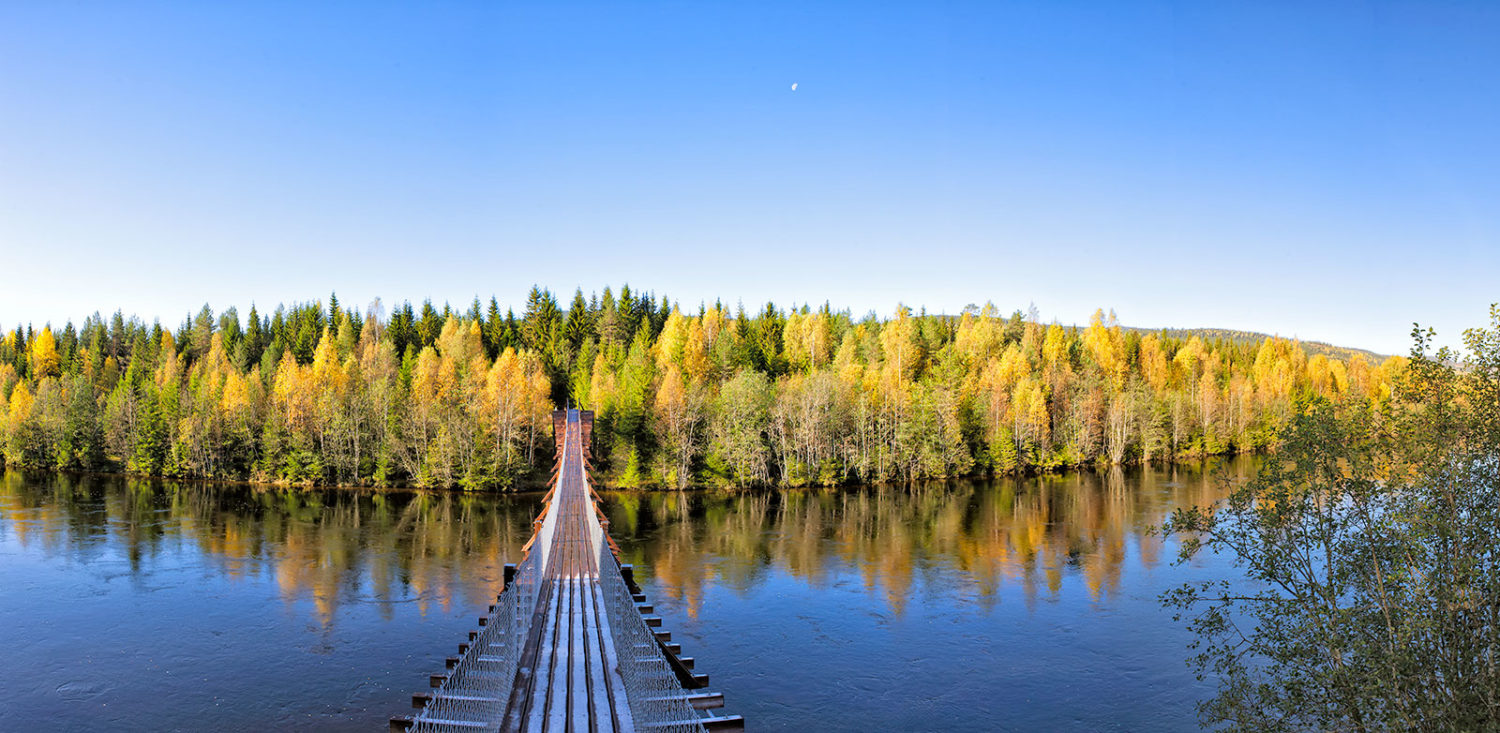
[0,449,1261,497]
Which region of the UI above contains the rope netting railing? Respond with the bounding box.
[409,475,562,732]
[583,474,707,733]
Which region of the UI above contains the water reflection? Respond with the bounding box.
[0,459,1251,730]
[601,458,1249,617]
[1,459,1244,627]
[0,471,540,625]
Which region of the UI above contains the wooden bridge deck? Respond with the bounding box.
[397,410,741,733]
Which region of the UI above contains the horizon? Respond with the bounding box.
[4,2,1498,355]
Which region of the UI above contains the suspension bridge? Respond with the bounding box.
[391,409,742,733]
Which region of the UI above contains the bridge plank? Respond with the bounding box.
[526,578,562,733]
[544,577,571,732]
[568,575,589,730]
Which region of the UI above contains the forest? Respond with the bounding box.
[0,286,1404,490]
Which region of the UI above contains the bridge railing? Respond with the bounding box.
[584,476,707,733]
[410,475,562,732]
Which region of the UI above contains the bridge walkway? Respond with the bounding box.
[395,410,741,733]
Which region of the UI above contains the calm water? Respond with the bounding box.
[0,460,1254,731]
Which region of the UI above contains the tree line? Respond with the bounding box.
[0,286,1404,489]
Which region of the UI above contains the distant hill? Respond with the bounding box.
[1122,326,1392,362]
[942,309,1394,363]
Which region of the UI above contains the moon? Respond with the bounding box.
[791,82,798,91]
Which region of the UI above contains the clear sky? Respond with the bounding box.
[2,1,1497,354]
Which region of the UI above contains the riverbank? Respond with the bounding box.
[0,445,1264,498]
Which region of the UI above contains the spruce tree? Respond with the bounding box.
[12,327,26,376]
[293,320,316,364]
[59,322,79,373]
[238,305,264,371]
[190,304,215,361]
[598,286,621,346]
[130,390,167,474]
[218,306,242,354]
[521,286,560,352]
[564,288,592,348]
[484,297,504,359]
[616,285,636,344]
[108,310,126,360]
[87,327,106,381]
[418,300,442,347]
[388,302,414,356]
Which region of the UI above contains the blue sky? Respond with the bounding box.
[2,1,1496,354]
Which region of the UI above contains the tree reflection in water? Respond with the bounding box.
[600,457,1253,618]
[0,471,540,626]
[0,457,1250,626]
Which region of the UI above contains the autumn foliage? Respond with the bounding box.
[0,289,1402,489]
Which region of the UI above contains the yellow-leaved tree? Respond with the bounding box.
[30,327,60,378]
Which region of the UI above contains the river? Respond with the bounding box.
[0,459,1254,731]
